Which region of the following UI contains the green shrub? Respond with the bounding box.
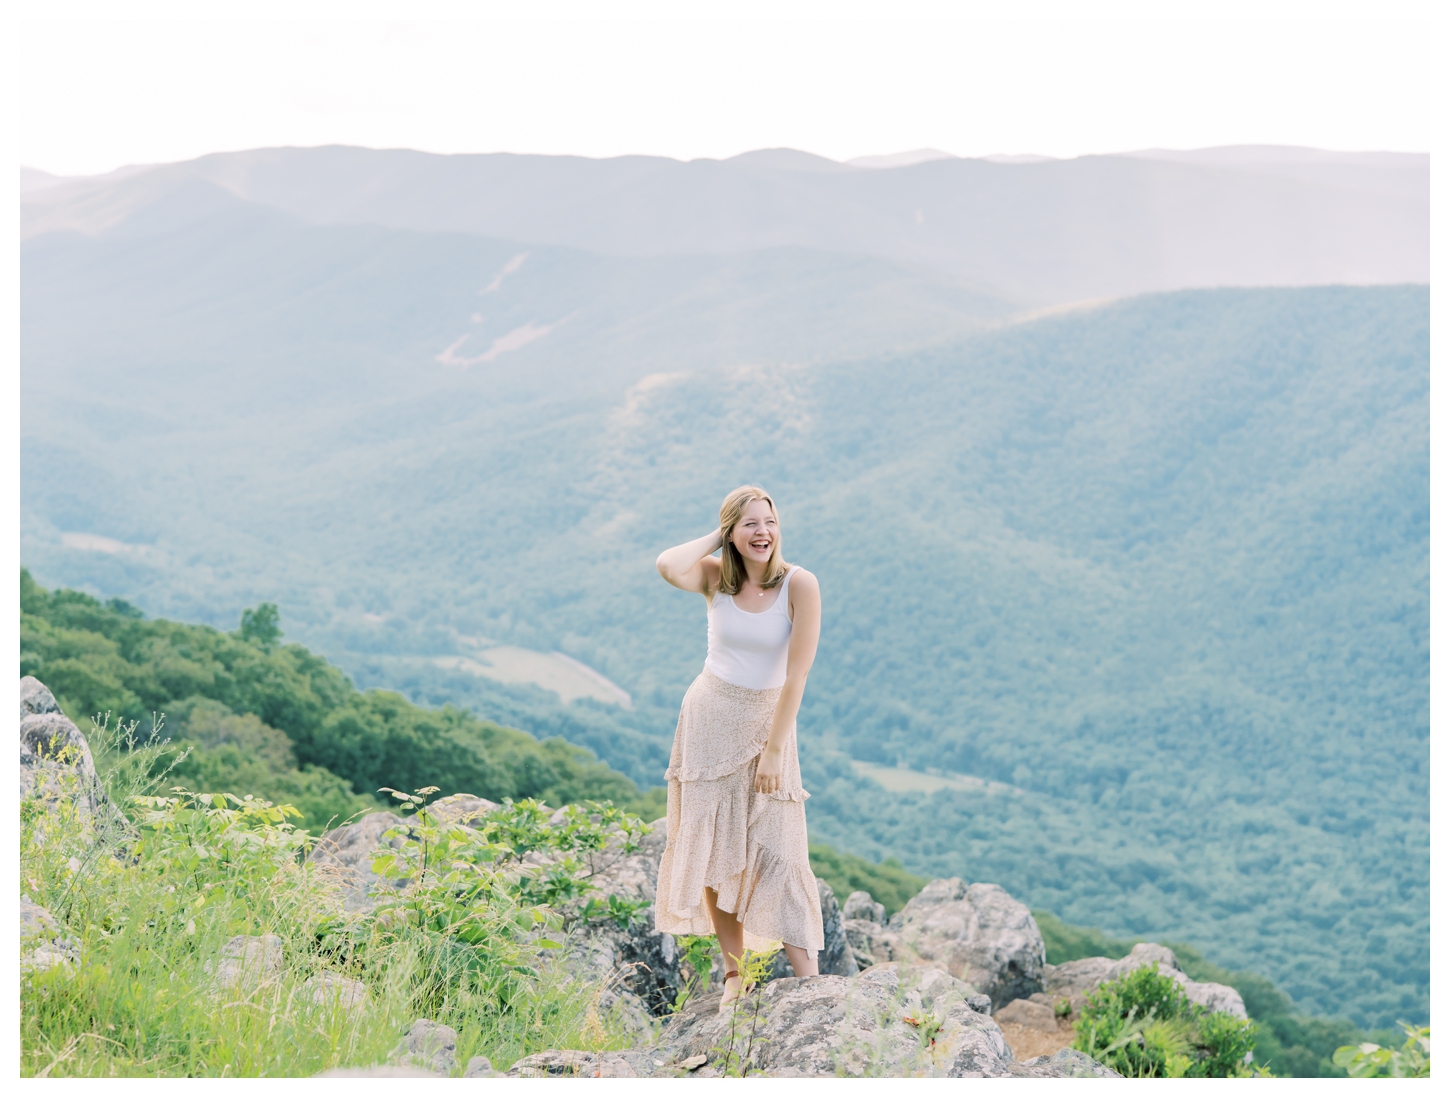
[1073,964,1264,1078]
[1333,1023,1430,1078]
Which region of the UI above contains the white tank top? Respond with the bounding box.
[704,566,797,690]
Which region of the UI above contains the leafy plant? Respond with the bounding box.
[1333,1023,1430,1078]
[1073,964,1265,1078]
[670,934,719,1012]
[712,946,781,1077]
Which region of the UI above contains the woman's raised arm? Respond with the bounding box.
[656,529,724,595]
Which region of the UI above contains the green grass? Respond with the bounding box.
[20,750,652,1077]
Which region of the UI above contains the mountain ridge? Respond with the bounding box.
[22,143,1427,304]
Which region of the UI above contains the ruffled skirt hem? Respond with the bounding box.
[656,837,824,954]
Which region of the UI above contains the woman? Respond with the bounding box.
[654,485,824,1008]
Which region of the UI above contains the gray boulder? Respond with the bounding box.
[1042,955,1117,997]
[568,821,688,1014]
[307,811,408,911]
[844,916,899,971]
[20,894,80,973]
[1185,980,1249,1017]
[303,971,369,1008]
[842,890,885,924]
[391,1019,458,1075]
[19,677,102,824]
[507,1050,642,1077]
[888,879,1046,1008]
[816,878,859,977]
[20,675,63,719]
[1016,1047,1122,1078]
[463,1055,497,1078]
[650,961,1014,1077]
[426,792,499,825]
[208,934,284,992]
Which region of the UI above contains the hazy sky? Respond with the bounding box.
[15,1,1437,176]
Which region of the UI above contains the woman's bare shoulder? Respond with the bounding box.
[789,567,820,596]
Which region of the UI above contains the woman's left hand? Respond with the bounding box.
[754,745,784,795]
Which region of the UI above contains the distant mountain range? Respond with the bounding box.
[18,143,1427,1025]
[21,143,1426,305]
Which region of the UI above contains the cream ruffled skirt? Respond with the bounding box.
[654,669,824,953]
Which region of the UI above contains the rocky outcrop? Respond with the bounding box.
[567,823,688,1014]
[507,1050,647,1077]
[19,676,102,825]
[504,961,1116,1078]
[19,674,1122,1079]
[20,895,80,972]
[391,1019,459,1075]
[842,889,885,924]
[883,879,1046,1009]
[208,934,284,992]
[307,811,409,911]
[1018,1047,1122,1078]
[649,961,1013,1077]
[1042,942,1247,1019]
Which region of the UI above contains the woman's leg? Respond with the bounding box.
[782,943,819,978]
[704,887,746,997]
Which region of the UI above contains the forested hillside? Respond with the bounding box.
[19,150,1427,1027]
[19,571,661,831]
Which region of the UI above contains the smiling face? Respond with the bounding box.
[729,498,779,572]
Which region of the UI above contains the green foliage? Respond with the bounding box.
[808,843,926,915]
[20,571,661,834]
[236,603,282,649]
[21,740,654,1076]
[370,788,649,921]
[712,946,782,1077]
[130,788,311,896]
[672,934,720,1012]
[1074,964,1264,1078]
[1333,1023,1430,1078]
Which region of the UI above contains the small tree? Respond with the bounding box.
[237,603,282,649]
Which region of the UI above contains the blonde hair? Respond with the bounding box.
[718,485,790,595]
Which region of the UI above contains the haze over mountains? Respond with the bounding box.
[19,143,1428,1024]
[21,143,1426,304]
